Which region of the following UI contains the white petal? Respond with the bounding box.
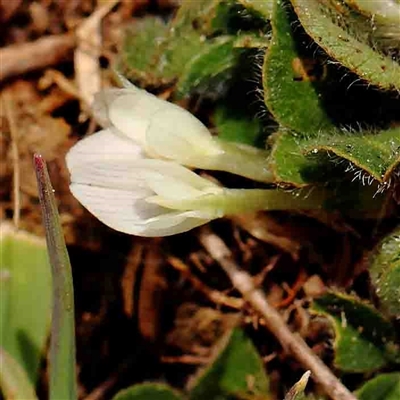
[70,183,210,236]
[108,90,166,147]
[66,128,144,172]
[136,160,219,199]
[92,89,139,128]
[138,214,211,237]
[146,105,222,164]
[68,147,218,196]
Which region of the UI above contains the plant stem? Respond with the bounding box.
[169,186,326,216]
[210,138,274,183]
[199,228,358,400]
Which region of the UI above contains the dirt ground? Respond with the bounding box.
[1,1,397,399]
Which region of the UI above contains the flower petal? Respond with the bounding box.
[136,160,219,198]
[139,214,211,237]
[66,128,218,194]
[107,90,166,147]
[66,128,144,172]
[92,88,140,128]
[146,105,223,164]
[70,183,210,236]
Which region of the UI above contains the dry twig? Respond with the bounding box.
[161,354,210,365]
[0,34,75,82]
[75,0,120,107]
[199,228,357,400]
[2,92,20,228]
[167,256,244,310]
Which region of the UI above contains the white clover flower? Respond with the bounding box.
[66,78,330,237]
[66,127,325,237]
[66,129,224,236]
[92,83,273,182]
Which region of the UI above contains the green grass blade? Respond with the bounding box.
[33,154,77,400]
[0,223,52,385]
[0,347,38,400]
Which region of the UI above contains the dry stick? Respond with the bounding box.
[199,228,357,400]
[167,255,244,310]
[0,34,75,82]
[75,0,120,106]
[2,92,20,228]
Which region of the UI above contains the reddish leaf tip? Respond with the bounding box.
[33,154,46,177]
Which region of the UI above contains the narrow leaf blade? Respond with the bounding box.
[33,154,77,400]
[0,223,51,385]
[0,347,38,400]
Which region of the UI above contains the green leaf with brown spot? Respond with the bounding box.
[263,0,333,134]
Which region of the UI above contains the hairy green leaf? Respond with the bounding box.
[312,292,399,373]
[369,227,400,317]
[268,125,400,190]
[290,0,400,91]
[268,130,316,186]
[238,0,274,19]
[305,126,400,184]
[263,0,333,134]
